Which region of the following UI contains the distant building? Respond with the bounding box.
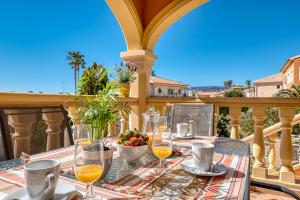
[253,55,300,97]
[232,85,243,91]
[150,76,188,97]
[254,73,283,97]
[244,87,255,97]
[280,55,300,88]
[196,91,224,97]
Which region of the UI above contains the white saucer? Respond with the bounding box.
[4,180,79,200]
[180,160,227,176]
[173,133,195,139]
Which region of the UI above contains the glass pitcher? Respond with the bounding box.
[142,105,160,146]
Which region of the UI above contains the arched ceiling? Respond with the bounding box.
[106,0,208,52]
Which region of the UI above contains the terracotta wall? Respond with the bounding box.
[255,83,282,97]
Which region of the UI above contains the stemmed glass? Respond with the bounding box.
[152,127,172,172]
[74,142,105,200]
[73,124,91,144]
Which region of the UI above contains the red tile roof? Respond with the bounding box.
[150,76,188,87]
[280,55,300,73]
[254,73,283,84]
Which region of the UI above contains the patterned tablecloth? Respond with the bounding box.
[0,137,250,200]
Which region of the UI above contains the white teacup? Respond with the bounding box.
[177,123,189,137]
[192,143,214,171]
[24,159,61,200]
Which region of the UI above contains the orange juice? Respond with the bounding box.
[158,125,167,132]
[75,139,92,145]
[75,164,103,183]
[152,146,172,159]
[147,133,162,147]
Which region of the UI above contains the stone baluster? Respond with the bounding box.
[252,106,267,178]
[213,104,219,136]
[6,109,36,158]
[108,122,117,136]
[268,134,277,175]
[42,108,64,151]
[229,107,241,139]
[279,107,295,183]
[67,106,81,125]
[121,113,129,133]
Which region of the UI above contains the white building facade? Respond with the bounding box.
[149,76,188,97]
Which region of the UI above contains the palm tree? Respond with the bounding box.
[224,80,233,89]
[245,80,251,89]
[66,51,86,93]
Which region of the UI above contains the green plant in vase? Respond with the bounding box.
[115,61,137,97]
[76,82,131,142]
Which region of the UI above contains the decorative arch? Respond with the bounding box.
[106,0,208,52]
[142,0,208,51]
[106,0,143,50]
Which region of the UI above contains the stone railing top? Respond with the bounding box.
[242,113,300,143]
[0,92,139,108]
[147,97,300,107]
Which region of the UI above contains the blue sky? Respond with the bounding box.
[1,0,300,93]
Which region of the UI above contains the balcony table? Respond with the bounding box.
[0,137,250,199]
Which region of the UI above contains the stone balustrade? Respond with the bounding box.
[0,92,138,159]
[1,92,300,188]
[147,96,300,187]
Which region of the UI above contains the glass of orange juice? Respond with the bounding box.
[74,142,105,199]
[73,124,91,144]
[152,130,172,172]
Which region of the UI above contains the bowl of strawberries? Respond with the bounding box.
[117,129,149,163]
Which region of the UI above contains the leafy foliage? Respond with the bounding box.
[245,80,251,89]
[76,82,131,141]
[240,109,254,137]
[224,80,233,89]
[66,51,86,93]
[224,89,245,97]
[77,62,108,95]
[116,62,137,85]
[217,114,230,137]
[273,89,298,97]
[66,51,86,70]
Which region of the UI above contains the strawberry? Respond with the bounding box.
[128,137,141,146]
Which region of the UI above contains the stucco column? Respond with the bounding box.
[42,108,64,151]
[120,114,129,133]
[121,50,157,130]
[279,107,295,183]
[229,107,241,139]
[252,106,266,178]
[6,110,36,158]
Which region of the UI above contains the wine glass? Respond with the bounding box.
[152,130,172,172]
[158,116,170,138]
[74,142,105,199]
[73,124,91,144]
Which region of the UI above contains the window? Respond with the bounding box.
[167,89,174,95]
[158,88,162,94]
[286,69,294,84]
[277,85,280,89]
[178,89,181,94]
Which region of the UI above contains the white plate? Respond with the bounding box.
[4,180,79,200]
[173,133,195,139]
[180,160,227,176]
